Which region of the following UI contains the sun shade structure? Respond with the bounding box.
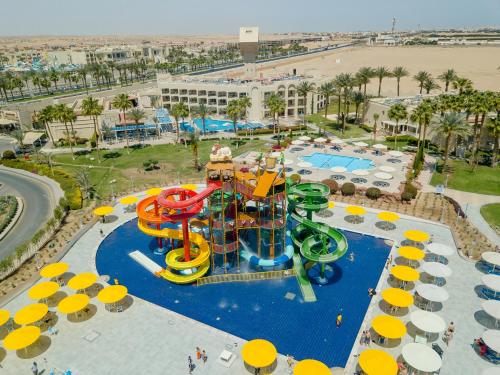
[482,329,500,353]
[410,310,446,334]
[353,141,369,147]
[314,137,327,143]
[390,265,420,282]
[331,166,347,173]
[97,285,128,304]
[119,196,138,205]
[404,230,430,243]
[293,359,330,375]
[482,300,500,321]
[358,349,398,375]
[374,172,392,180]
[241,339,277,369]
[388,150,404,157]
[346,205,366,216]
[328,201,335,209]
[58,294,90,315]
[377,212,400,222]
[371,315,407,339]
[398,246,425,261]
[426,243,454,257]
[482,252,500,268]
[382,288,414,308]
[146,187,163,196]
[372,143,388,150]
[352,169,370,176]
[416,284,449,303]
[28,281,59,300]
[402,343,442,373]
[39,262,69,278]
[422,262,452,278]
[0,309,10,326]
[291,140,304,145]
[14,303,48,325]
[67,273,98,291]
[298,136,311,141]
[93,206,113,216]
[3,326,41,351]
[379,165,395,172]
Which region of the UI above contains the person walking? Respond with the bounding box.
[196,347,201,360]
[188,356,193,374]
[31,362,38,375]
[202,350,207,364]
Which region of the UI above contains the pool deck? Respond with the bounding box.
[0,185,493,374]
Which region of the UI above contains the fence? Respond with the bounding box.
[196,269,295,286]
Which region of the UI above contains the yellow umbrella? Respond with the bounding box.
[328,201,335,209]
[93,205,113,216]
[404,229,430,243]
[377,211,400,222]
[146,187,163,196]
[40,262,69,278]
[67,273,97,291]
[241,339,277,369]
[97,285,128,304]
[381,288,414,308]
[28,281,59,301]
[3,325,41,351]
[58,294,90,315]
[119,196,138,205]
[346,205,366,216]
[390,265,420,282]
[358,349,398,375]
[398,246,425,261]
[0,309,10,327]
[14,303,48,325]
[371,315,407,339]
[294,359,330,375]
[181,184,198,191]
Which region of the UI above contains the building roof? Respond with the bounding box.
[239,27,259,43]
[22,131,45,145]
[0,118,17,125]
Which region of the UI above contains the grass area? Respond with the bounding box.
[306,114,371,139]
[430,160,500,196]
[0,196,18,233]
[50,139,269,199]
[480,203,500,233]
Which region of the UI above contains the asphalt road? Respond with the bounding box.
[0,168,54,260]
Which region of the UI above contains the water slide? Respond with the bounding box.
[136,185,218,284]
[252,171,278,198]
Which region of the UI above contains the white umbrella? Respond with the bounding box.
[352,169,370,176]
[482,368,500,375]
[427,243,454,257]
[482,300,500,322]
[314,137,327,143]
[423,262,452,279]
[379,166,395,173]
[483,274,500,299]
[373,143,388,150]
[283,159,294,166]
[416,284,449,303]
[482,329,500,353]
[331,139,345,145]
[410,310,446,334]
[331,166,347,173]
[291,140,304,146]
[297,162,313,168]
[482,252,500,269]
[388,150,404,157]
[299,136,311,141]
[353,141,369,147]
[402,343,442,373]
[374,172,393,180]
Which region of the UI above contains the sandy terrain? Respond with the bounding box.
[223,46,500,97]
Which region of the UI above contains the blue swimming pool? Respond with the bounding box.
[95,219,390,367]
[180,118,265,133]
[302,152,375,172]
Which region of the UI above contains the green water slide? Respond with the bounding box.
[288,182,348,283]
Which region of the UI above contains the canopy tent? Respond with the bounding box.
[352,169,370,176]
[410,310,446,334]
[3,326,41,351]
[404,229,430,243]
[22,131,46,146]
[241,339,277,369]
[67,273,98,291]
[14,303,48,325]
[28,281,59,301]
[482,330,500,354]
[39,262,69,279]
[358,349,398,375]
[93,206,113,216]
[374,172,393,180]
[401,343,442,373]
[293,359,330,375]
[381,288,414,308]
[416,284,450,303]
[119,196,138,205]
[379,165,395,172]
[331,166,347,173]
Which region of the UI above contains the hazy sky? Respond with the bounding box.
[1,0,499,36]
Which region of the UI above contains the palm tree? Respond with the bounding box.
[452,77,473,95]
[467,91,493,167]
[189,131,200,170]
[112,93,133,153]
[374,67,391,97]
[171,102,189,143]
[129,108,146,141]
[265,93,286,147]
[487,116,500,167]
[335,73,354,132]
[432,113,469,173]
[355,67,373,97]
[413,71,430,94]
[318,82,335,134]
[423,78,440,94]
[372,113,379,141]
[48,69,59,91]
[82,96,104,162]
[192,103,209,136]
[411,99,435,151]
[37,105,56,146]
[392,66,408,97]
[388,103,408,149]
[227,100,242,135]
[352,91,364,124]
[297,81,314,128]
[438,69,457,92]
[53,104,76,159]
[238,96,252,124]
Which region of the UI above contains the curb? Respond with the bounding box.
[0,197,24,242]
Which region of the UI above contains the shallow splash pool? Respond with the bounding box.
[302,152,375,172]
[95,218,390,367]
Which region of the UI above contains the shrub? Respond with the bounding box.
[321,179,339,194]
[366,187,381,200]
[359,124,373,133]
[103,151,121,159]
[2,150,16,160]
[341,182,356,196]
[290,174,301,184]
[89,133,97,148]
[404,183,418,199]
[401,192,413,201]
[75,137,88,145]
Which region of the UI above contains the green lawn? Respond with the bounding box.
[430,160,500,196]
[480,203,500,233]
[51,139,269,199]
[306,114,371,139]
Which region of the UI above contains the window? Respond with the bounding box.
[288,99,295,106]
[218,99,227,106]
[162,96,170,102]
[180,89,187,95]
[217,91,227,97]
[198,98,207,104]
[181,97,188,103]
[189,97,197,103]
[171,89,178,94]
[188,90,197,95]
[239,93,247,98]
[228,92,238,98]
[198,90,207,96]
[288,90,295,97]
[287,109,295,116]
[209,98,217,105]
[208,91,217,96]
[162,88,170,94]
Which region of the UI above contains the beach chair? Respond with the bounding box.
[432,343,444,358]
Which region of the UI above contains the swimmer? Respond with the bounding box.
[348,252,355,262]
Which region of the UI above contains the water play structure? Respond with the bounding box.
[135,144,349,296]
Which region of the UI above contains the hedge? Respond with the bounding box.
[366,187,381,200]
[341,182,356,196]
[0,196,18,234]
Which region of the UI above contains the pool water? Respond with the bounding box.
[95,218,390,367]
[180,118,264,133]
[302,152,375,171]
